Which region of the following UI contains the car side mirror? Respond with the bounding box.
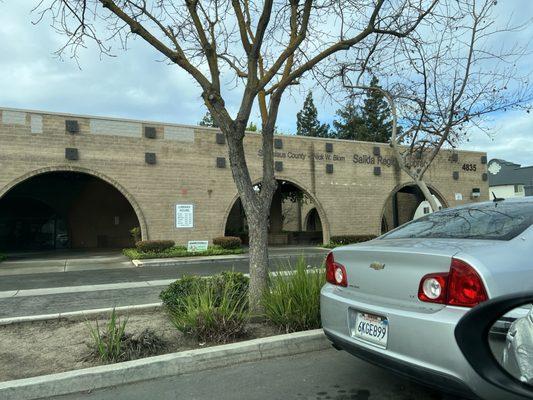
[455,292,533,400]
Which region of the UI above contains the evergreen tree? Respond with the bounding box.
[199,111,219,127]
[332,101,365,140]
[361,76,393,143]
[332,76,394,143]
[296,92,330,137]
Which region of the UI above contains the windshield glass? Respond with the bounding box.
[381,202,533,241]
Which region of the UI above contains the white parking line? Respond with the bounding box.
[0,279,176,299]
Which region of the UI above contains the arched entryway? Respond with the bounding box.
[224,179,327,245]
[380,183,447,234]
[0,170,142,251]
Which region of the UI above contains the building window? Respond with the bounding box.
[514,184,524,194]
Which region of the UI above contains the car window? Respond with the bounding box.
[381,202,533,241]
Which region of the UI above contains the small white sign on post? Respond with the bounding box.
[176,204,194,228]
[454,193,463,201]
[187,240,209,252]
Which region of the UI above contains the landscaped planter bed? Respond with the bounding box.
[0,309,278,382]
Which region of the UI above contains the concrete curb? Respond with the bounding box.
[0,303,163,326]
[0,329,329,400]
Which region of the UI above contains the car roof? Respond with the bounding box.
[450,197,533,211]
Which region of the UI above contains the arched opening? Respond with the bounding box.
[381,183,447,234]
[0,171,141,251]
[224,180,325,245]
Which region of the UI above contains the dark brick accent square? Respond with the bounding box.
[482,173,488,181]
[275,161,283,172]
[451,153,459,162]
[145,152,156,164]
[65,120,79,134]
[374,166,381,176]
[373,146,381,156]
[144,126,156,139]
[216,157,226,168]
[325,143,333,153]
[274,138,283,149]
[481,155,487,164]
[453,171,459,180]
[65,148,78,160]
[326,164,334,174]
[216,133,225,145]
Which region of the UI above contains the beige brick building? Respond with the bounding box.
[0,107,489,250]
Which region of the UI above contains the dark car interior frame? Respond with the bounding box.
[455,291,533,399]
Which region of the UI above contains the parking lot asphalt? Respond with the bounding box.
[0,248,327,318]
[51,348,451,400]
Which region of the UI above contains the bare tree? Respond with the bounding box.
[339,0,531,211]
[34,0,441,311]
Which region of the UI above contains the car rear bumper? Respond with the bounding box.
[320,284,485,399]
[324,329,479,399]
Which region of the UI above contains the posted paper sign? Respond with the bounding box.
[188,240,209,252]
[454,193,463,201]
[176,204,194,228]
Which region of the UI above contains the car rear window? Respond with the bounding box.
[382,202,533,241]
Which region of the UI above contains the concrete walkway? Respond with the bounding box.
[0,250,133,276]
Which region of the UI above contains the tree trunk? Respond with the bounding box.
[247,212,270,314]
[415,179,439,212]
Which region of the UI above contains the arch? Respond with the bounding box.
[0,166,148,241]
[379,182,448,234]
[220,175,331,244]
[304,208,322,232]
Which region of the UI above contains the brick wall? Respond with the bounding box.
[0,107,489,245]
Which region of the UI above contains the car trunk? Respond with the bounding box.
[332,238,464,311]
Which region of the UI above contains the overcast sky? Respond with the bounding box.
[0,1,531,166]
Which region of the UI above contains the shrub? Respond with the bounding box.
[130,227,141,242]
[168,278,248,343]
[123,245,244,260]
[263,257,325,333]
[160,275,203,312]
[160,271,249,313]
[0,253,6,262]
[212,236,242,249]
[86,308,128,363]
[329,235,377,245]
[135,240,175,252]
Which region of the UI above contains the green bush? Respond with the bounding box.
[328,235,377,246]
[130,227,141,242]
[0,253,6,262]
[135,240,175,252]
[160,271,249,313]
[123,245,244,260]
[212,236,242,249]
[263,257,325,333]
[167,278,248,343]
[86,308,128,363]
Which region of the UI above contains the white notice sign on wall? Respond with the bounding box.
[455,193,463,201]
[176,204,194,228]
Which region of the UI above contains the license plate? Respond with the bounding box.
[349,310,389,348]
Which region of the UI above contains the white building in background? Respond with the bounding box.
[413,196,443,220]
[487,159,533,199]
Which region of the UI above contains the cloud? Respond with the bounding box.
[0,0,531,166]
[461,111,533,166]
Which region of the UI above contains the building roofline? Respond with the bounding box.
[0,105,486,153]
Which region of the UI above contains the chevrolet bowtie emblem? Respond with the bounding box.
[369,262,385,271]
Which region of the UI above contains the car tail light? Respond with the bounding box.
[447,258,488,307]
[325,252,347,287]
[418,273,448,304]
[418,258,488,308]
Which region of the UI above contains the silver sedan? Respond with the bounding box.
[321,197,533,399]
